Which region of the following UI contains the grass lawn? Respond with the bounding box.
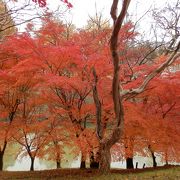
[0,166,179,180]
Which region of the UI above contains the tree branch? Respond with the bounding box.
[122,41,180,97]
[92,68,103,140]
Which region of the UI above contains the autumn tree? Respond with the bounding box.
[0,0,179,173]
[139,73,180,166]
[33,17,102,169]
[39,111,74,169]
[0,0,16,40]
[13,119,49,171]
[10,65,48,171]
[91,0,180,173]
[0,71,21,170]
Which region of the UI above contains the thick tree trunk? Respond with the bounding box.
[92,0,131,174]
[80,152,86,169]
[30,157,35,171]
[0,152,4,171]
[90,151,99,169]
[80,161,86,169]
[126,157,134,169]
[99,142,111,173]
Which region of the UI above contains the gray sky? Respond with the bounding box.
[6,0,177,35]
[46,0,173,28]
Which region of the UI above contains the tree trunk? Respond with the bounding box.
[90,151,99,169]
[143,163,146,168]
[165,151,168,166]
[126,157,134,169]
[80,152,86,169]
[80,161,86,169]
[0,141,7,171]
[56,152,61,169]
[57,161,61,169]
[30,157,35,171]
[148,146,157,168]
[136,162,138,169]
[165,160,168,166]
[99,142,111,173]
[0,152,4,171]
[152,152,157,168]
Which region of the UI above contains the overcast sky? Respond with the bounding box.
[6,0,177,34]
[46,0,174,28]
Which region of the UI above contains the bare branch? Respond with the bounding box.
[122,41,180,97]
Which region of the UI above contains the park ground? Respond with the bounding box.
[0,166,179,180]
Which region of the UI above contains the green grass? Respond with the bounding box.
[0,166,179,180]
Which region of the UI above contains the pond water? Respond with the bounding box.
[5,143,177,171]
[6,154,164,171]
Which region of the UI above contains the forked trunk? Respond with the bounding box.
[30,157,35,171]
[126,157,134,169]
[80,152,86,169]
[99,128,123,173]
[92,0,131,174]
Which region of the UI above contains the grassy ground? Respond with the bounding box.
[0,166,179,180]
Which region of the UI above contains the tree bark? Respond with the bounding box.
[143,163,146,168]
[80,161,86,169]
[99,142,111,172]
[92,0,131,174]
[80,152,86,169]
[30,157,35,171]
[56,151,61,169]
[135,162,138,169]
[90,151,99,169]
[126,157,134,169]
[148,145,157,168]
[57,161,61,169]
[0,141,7,171]
[165,151,168,166]
[152,152,157,168]
[0,152,4,171]
[124,138,134,169]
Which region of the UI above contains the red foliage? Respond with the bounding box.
[32,0,73,8]
[0,13,179,169]
[32,0,46,7]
